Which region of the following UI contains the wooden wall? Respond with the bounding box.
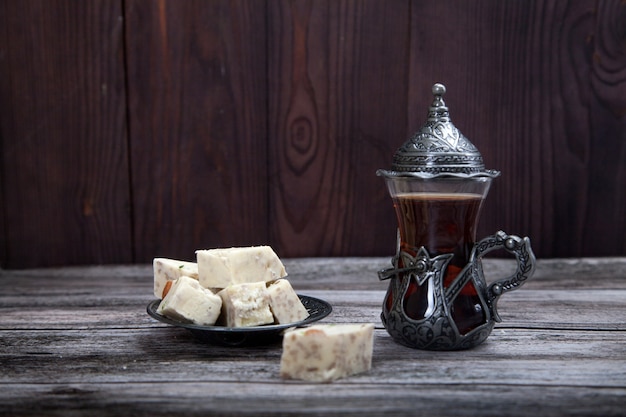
[1,0,625,269]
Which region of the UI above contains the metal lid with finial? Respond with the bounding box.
[377,83,500,179]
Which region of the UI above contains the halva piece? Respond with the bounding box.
[280,323,375,382]
[267,279,309,324]
[153,258,199,299]
[218,281,274,327]
[157,276,222,326]
[196,246,287,289]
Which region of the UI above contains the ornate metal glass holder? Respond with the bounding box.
[377,83,536,350]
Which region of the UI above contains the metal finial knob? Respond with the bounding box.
[431,83,446,108]
[432,83,446,96]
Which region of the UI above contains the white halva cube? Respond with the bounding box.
[280,323,375,382]
[196,246,287,289]
[267,279,309,324]
[153,258,199,299]
[157,276,222,326]
[217,281,275,327]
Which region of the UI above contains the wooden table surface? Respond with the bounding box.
[1,257,625,416]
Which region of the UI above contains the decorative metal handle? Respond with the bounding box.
[472,231,536,322]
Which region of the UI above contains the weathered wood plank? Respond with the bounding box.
[0,259,625,416]
[1,328,624,387]
[1,258,625,332]
[578,0,626,256]
[1,382,625,417]
[124,0,269,262]
[1,288,625,331]
[0,0,132,268]
[2,257,625,292]
[267,0,410,257]
[2,1,625,269]
[408,0,626,258]
[0,255,620,285]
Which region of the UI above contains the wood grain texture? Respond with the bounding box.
[124,0,269,263]
[1,329,625,386]
[0,0,625,269]
[583,0,626,255]
[2,258,625,331]
[0,0,132,268]
[407,0,626,257]
[267,0,410,256]
[0,258,625,417]
[1,383,624,417]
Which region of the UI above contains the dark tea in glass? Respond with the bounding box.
[382,179,492,335]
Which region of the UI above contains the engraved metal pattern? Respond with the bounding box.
[378,231,536,351]
[377,83,500,179]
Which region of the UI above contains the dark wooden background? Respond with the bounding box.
[1,0,625,269]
